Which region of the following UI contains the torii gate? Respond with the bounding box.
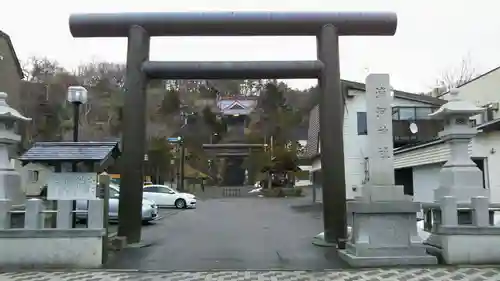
[68,11,397,247]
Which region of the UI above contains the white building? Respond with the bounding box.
[393,126,500,203]
[395,66,500,203]
[306,80,445,199]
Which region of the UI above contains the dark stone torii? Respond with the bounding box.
[69,11,397,247]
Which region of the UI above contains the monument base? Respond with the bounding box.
[425,226,500,264]
[312,232,337,247]
[338,249,437,267]
[338,200,437,267]
[312,227,353,247]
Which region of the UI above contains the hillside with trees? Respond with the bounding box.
[13,57,315,184]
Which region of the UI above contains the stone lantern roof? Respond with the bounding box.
[0,92,31,121]
[429,88,484,119]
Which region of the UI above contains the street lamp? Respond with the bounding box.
[67,86,88,152]
[67,86,87,228]
[210,132,218,144]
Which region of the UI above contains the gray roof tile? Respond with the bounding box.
[19,141,120,162]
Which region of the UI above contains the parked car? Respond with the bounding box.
[76,184,159,223]
[143,184,196,209]
[295,179,312,187]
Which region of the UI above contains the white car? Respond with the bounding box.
[295,180,312,187]
[143,184,197,209]
[76,184,159,222]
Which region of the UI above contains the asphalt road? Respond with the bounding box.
[106,196,347,271]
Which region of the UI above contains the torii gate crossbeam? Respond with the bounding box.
[68,11,397,248]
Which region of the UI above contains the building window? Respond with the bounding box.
[415,107,433,119]
[398,107,416,120]
[392,107,437,121]
[486,108,494,122]
[357,112,368,135]
[28,170,39,183]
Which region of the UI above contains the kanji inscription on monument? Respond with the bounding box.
[47,172,97,200]
[366,74,394,186]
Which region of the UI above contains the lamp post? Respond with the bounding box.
[67,86,88,227]
[210,132,218,144]
[67,85,88,146]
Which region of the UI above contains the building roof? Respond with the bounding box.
[476,118,500,132]
[0,30,24,79]
[437,66,500,98]
[341,80,446,106]
[19,141,120,164]
[393,137,443,154]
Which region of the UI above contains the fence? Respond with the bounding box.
[222,187,242,197]
[186,185,256,198]
[0,198,105,268]
[422,196,500,231]
[422,196,500,264]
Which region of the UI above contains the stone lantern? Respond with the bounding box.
[429,88,488,203]
[0,92,31,205]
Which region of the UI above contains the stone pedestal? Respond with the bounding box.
[338,74,436,266]
[338,186,437,266]
[424,196,500,264]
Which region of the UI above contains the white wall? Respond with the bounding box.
[397,131,500,203]
[0,236,103,268]
[312,89,435,199]
[15,161,53,196]
[412,164,444,203]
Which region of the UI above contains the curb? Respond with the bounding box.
[3,265,500,274]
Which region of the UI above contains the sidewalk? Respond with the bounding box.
[1,267,500,281]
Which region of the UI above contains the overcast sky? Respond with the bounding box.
[1,0,499,93]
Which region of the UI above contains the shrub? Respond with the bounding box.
[262,188,284,197]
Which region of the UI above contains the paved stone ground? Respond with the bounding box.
[2,267,500,280]
[106,196,343,270]
[3,194,500,280]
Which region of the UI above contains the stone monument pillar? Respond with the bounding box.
[338,74,437,267]
[0,92,31,206]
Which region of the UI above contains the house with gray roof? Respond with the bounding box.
[16,141,120,196]
[0,30,24,107]
[305,79,446,200]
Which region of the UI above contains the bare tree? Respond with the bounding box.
[431,55,477,96]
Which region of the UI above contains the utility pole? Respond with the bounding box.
[270,135,274,158]
[179,141,185,192]
[177,110,189,193]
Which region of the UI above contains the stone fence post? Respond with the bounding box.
[25,199,43,229]
[0,199,11,229]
